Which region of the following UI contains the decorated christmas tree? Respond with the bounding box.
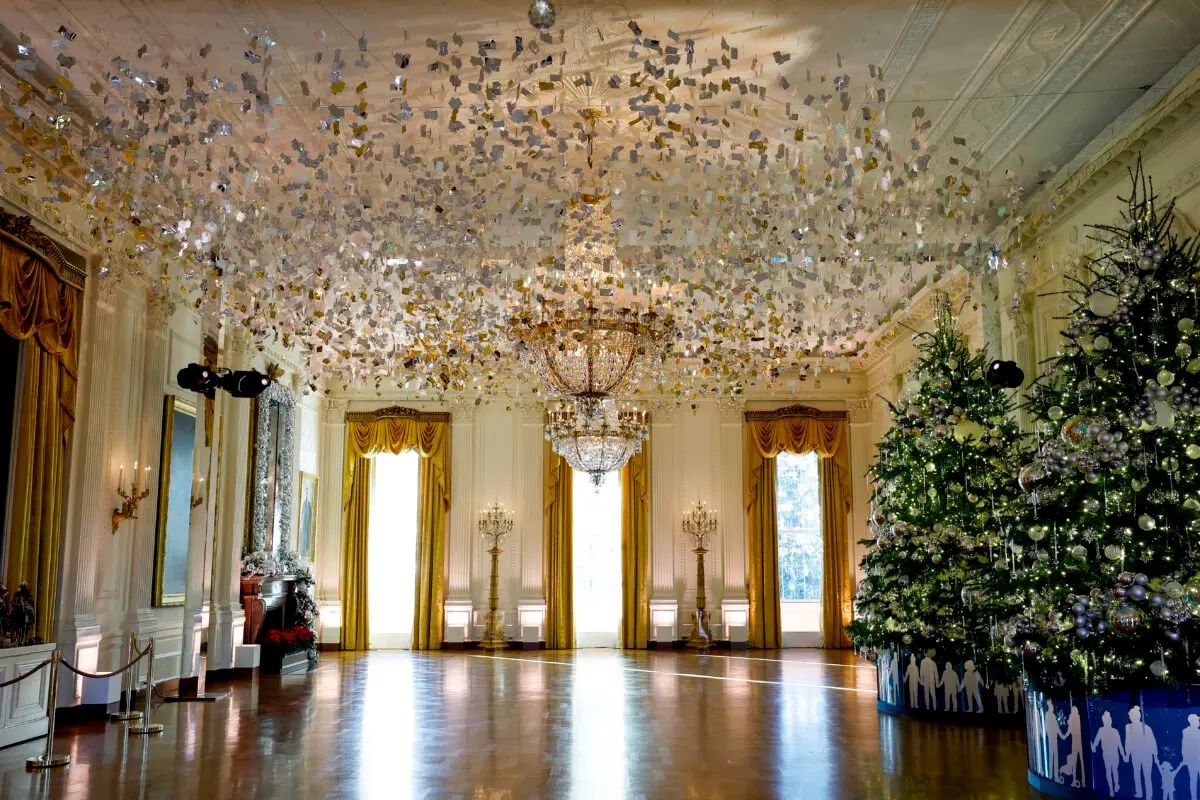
[1016,164,1200,690]
[850,296,1029,687]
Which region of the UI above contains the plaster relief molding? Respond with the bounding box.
[927,0,1049,146]
[879,0,951,97]
[982,0,1153,173]
[322,398,349,424]
[858,267,972,371]
[1009,52,1200,258]
[846,396,875,425]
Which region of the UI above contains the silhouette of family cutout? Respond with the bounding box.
[876,648,1023,715]
[1040,701,1200,799]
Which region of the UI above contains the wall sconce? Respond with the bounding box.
[112,462,151,534]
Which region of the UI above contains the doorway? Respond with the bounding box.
[775,451,823,646]
[367,450,420,649]
[572,470,622,648]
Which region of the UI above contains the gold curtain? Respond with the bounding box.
[543,440,573,649]
[620,442,650,649]
[339,408,451,651]
[338,458,373,650]
[745,406,852,649]
[0,216,83,641]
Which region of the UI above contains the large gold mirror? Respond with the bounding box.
[154,395,198,607]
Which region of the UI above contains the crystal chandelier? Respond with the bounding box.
[546,399,648,488]
[681,500,719,549]
[513,209,672,405]
[511,114,673,406]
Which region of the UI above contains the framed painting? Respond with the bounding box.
[297,471,318,562]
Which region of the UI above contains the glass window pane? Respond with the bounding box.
[572,471,622,647]
[368,451,420,648]
[775,451,822,602]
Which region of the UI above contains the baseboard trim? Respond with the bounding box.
[56,701,119,724]
[205,667,255,682]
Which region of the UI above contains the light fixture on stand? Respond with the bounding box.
[681,499,719,649]
[545,399,648,488]
[478,502,515,650]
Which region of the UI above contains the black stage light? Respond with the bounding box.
[986,359,1025,389]
[177,363,219,396]
[221,370,271,398]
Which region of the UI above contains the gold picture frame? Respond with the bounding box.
[297,471,318,562]
[154,395,198,607]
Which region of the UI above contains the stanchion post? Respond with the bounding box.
[110,633,142,722]
[26,651,70,769]
[129,638,163,735]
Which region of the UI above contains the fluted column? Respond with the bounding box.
[179,394,215,680]
[446,408,477,600]
[718,406,746,599]
[205,331,251,673]
[517,404,545,642]
[312,397,345,643]
[55,274,116,704]
[125,293,172,650]
[846,398,875,588]
[648,408,678,641]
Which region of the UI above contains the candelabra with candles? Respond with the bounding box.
[112,462,152,534]
[681,500,719,649]
[478,502,515,650]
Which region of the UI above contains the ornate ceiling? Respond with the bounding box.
[1,0,1198,399]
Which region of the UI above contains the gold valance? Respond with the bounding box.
[343,406,452,508]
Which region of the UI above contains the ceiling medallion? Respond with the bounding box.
[546,399,648,488]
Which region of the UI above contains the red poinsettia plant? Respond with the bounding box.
[264,624,316,654]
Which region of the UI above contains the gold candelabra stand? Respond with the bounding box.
[682,500,719,649]
[112,464,152,534]
[478,502,514,650]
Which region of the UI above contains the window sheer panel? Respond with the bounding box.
[368,451,420,649]
[572,471,623,647]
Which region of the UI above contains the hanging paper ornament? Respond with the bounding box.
[528,0,557,30]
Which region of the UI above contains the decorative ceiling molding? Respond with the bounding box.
[927,0,1048,146]
[982,0,1154,173]
[880,0,951,97]
[1007,50,1200,266]
[856,266,973,372]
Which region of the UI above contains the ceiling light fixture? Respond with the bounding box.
[546,399,648,488]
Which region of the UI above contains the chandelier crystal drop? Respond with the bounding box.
[546,399,648,488]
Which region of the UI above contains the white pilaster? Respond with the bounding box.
[649,409,677,639]
[205,334,250,672]
[314,398,346,644]
[55,278,114,704]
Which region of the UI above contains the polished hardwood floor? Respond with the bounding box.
[0,649,1038,799]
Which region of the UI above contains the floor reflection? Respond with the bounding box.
[0,650,1038,799]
